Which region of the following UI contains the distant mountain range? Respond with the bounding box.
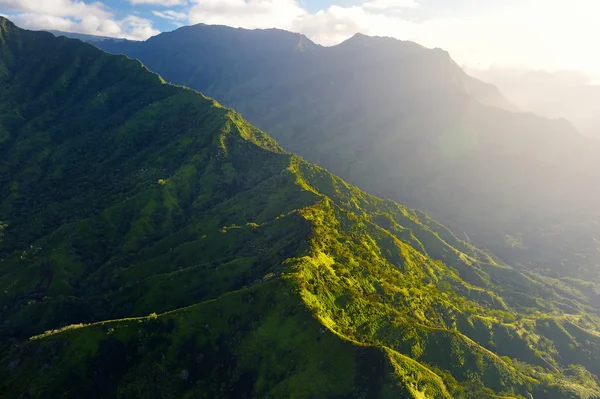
[93,23,600,285]
[469,67,600,139]
[2,17,600,398]
[48,29,127,43]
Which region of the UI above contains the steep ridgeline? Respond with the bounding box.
[97,24,600,287]
[2,18,600,399]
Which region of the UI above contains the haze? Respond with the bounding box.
[468,67,600,139]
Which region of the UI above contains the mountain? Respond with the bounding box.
[467,67,600,139]
[2,17,600,398]
[48,30,127,43]
[96,24,600,286]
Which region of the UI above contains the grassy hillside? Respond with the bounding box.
[2,18,600,398]
[97,24,600,287]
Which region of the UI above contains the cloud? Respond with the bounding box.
[7,12,158,39]
[293,6,379,45]
[128,0,187,5]
[0,0,111,19]
[8,12,120,34]
[152,9,187,21]
[188,0,306,31]
[120,15,160,38]
[0,0,159,40]
[362,0,419,13]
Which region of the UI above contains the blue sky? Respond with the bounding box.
[100,0,188,31]
[1,0,599,77]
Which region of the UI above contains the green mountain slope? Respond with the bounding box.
[96,24,600,286]
[2,18,600,398]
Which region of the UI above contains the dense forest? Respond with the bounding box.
[0,17,600,398]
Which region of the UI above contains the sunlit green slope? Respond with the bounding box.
[96,24,600,286]
[1,18,600,399]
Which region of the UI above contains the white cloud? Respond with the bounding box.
[7,13,75,31]
[0,0,111,18]
[152,9,187,21]
[188,0,306,30]
[128,0,186,5]
[120,15,160,38]
[362,0,419,12]
[7,12,157,39]
[0,0,159,40]
[293,6,376,45]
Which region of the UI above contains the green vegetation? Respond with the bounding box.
[1,18,600,398]
[98,23,600,288]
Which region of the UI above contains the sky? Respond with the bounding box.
[1,0,599,80]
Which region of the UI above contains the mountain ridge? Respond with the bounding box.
[1,17,600,398]
[93,22,600,285]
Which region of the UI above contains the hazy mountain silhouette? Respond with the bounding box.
[469,67,600,139]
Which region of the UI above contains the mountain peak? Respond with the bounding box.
[348,32,368,40]
[149,23,318,53]
[339,31,379,46]
[336,31,426,54]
